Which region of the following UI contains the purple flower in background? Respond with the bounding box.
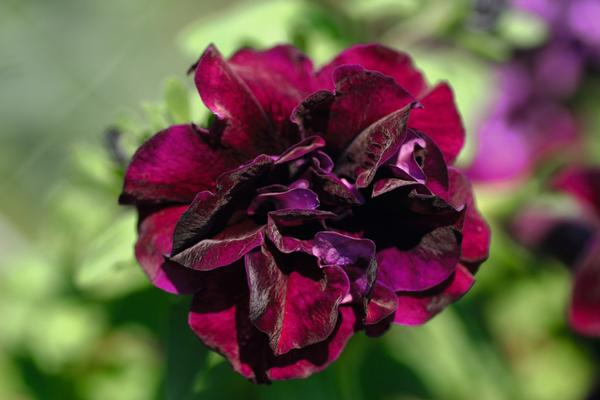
[120,43,490,382]
[511,167,600,336]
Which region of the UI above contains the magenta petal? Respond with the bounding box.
[408,83,465,164]
[194,45,276,156]
[248,187,320,215]
[570,240,600,336]
[365,283,399,325]
[295,65,415,155]
[134,206,203,294]
[245,246,349,355]
[266,209,336,254]
[448,168,491,266]
[336,101,415,188]
[120,125,240,204]
[316,44,427,96]
[275,136,325,164]
[394,264,475,326]
[172,154,273,255]
[170,220,264,271]
[376,227,460,292]
[553,167,600,219]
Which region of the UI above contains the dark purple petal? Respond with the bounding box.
[194,45,276,156]
[316,44,427,96]
[172,154,273,255]
[448,168,491,266]
[294,65,415,155]
[394,264,475,326]
[365,283,398,325]
[134,206,204,294]
[248,187,320,215]
[245,245,349,355]
[376,226,461,292]
[170,220,264,271]
[309,168,364,206]
[266,209,336,254]
[120,125,240,204]
[570,239,600,336]
[408,83,465,164]
[553,167,600,219]
[275,136,325,164]
[336,101,416,188]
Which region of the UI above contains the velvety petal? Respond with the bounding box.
[194,45,276,156]
[120,125,240,204]
[448,168,491,266]
[172,154,273,255]
[294,65,415,155]
[134,206,204,294]
[248,188,319,215]
[309,168,364,206]
[553,167,600,219]
[570,239,600,336]
[275,136,325,165]
[266,209,336,254]
[394,264,475,326]
[170,220,264,271]
[376,227,461,292]
[189,265,357,382]
[316,43,427,96]
[336,101,416,188]
[365,283,398,325]
[245,246,349,355]
[408,83,465,164]
[229,45,315,145]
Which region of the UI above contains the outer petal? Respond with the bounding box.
[294,65,415,155]
[393,264,475,326]
[120,125,240,204]
[316,43,427,96]
[376,227,461,292]
[570,239,600,336]
[553,167,600,219]
[134,206,204,294]
[448,168,491,266]
[194,45,276,156]
[188,265,357,382]
[408,83,465,164]
[245,246,349,355]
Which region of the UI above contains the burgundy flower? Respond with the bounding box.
[511,167,600,336]
[120,43,490,382]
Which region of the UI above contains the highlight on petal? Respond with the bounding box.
[408,83,465,164]
[134,205,204,294]
[120,125,240,204]
[365,283,398,325]
[245,245,349,355]
[316,43,427,96]
[394,264,475,326]
[248,187,320,216]
[570,240,600,337]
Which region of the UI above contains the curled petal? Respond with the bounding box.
[245,246,349,355]
[394,264,475,326]
[266,209,336,254]
[135,206,203,294]
[275,136,325,164]
[120,125,240,204]
[248,187,320,215]
[316,43,427,96]
[365,283,398,325]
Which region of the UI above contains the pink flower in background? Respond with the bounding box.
[511,167,600,336]
[120,43,490,382]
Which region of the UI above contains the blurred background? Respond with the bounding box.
[1,0,600,399]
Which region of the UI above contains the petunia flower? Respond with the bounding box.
[120,43,490,382]
[511,167,600,336]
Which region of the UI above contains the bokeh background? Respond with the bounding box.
[1,0,600,399]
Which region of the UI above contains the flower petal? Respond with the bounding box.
[120,125,240,204]
[365,282,398,325]
[245,245,349,355]
[376,226,461,292]
[316,44,427,96]
[408,83,465,164]
[393,264,475,326]
[134,206,204,294]
[553,167,600,219]
[248,187,320,216]
[570,239,600,336]
[266,209,336,254]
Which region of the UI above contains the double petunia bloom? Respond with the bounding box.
[120,43,490,382]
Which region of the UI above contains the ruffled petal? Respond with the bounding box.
[365,282,398,325]
[393,264,475,326]
[248,187,320,215]
[134,206,204,294]
[408,83,465,164]
[266,209,336,254]
[245,245,349,355]
[316,43,427,96]
[120,125,240,204]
